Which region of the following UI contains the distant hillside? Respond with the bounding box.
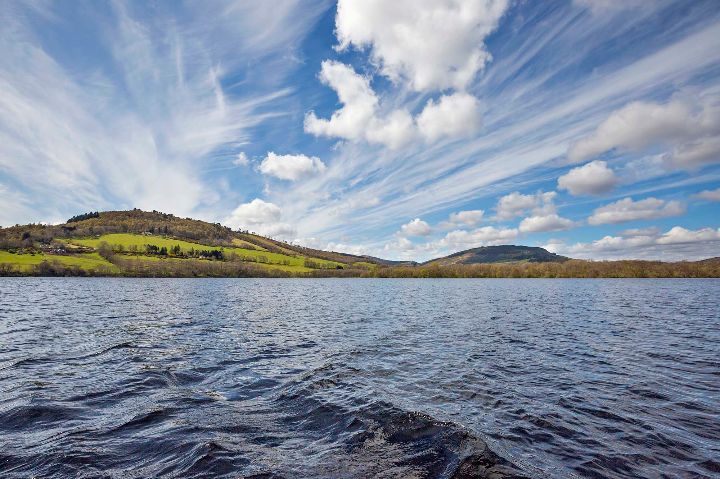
[425,245,569,266]
[697,257,720,263]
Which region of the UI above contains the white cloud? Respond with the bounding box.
[304,60,378,142]
[622,227,660,237]
[519,214,575,233]
[335,0,509,92]
[588,197,685,225]
[495,191,557,220]
[666,137,720,169]
[557,160,618,195]
[437,226,518,249]
[234,152,249,166]
[448,209,484,226]
[304,62,483,147]
[417,92,482,142]
[303,60,415,149]
[384,237,416,252]
[656,226,720,245]
[0,1,322,223]
[568,98,720,167]
[259,151,326,181]
[399,218,432,237]
[568,100,694,162]
[224,198,295,238]
[695,188,720,201]
[325,241,372,256]
[550,226,720,261]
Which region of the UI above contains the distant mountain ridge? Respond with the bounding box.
[425,245,569,266]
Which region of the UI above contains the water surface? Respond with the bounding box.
[1,278,718,478]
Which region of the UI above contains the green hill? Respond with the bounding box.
[0,209,386,277]
[424,245,569,266]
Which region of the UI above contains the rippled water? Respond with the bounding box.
[1,278,718,478]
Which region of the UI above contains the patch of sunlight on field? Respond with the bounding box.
[0,251,119,272]
[231,238,267,250]
[68,234,344,268]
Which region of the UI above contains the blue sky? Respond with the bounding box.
[1,0,719,261]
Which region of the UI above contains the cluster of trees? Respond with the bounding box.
[304,259,344,269]
[110,256,293,277]
[362,260,720,278]
[66,211,100,223]
[0,260,116,277]
[98,242,228,261]
[0,210,236,246]
[2,257,719,278]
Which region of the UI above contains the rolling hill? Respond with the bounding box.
[425,245,569,266]
[0,209,392,277]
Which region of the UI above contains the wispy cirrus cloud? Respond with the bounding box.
[0,0,325,224]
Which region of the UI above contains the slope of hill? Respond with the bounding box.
[425,245,569,266]
[0,209,387,277]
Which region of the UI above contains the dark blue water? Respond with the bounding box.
[1,278,718,478]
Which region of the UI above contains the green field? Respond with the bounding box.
[0,251,119,273]
[66,233,343,269]
[0,233,344,276]
[68,234,225,253]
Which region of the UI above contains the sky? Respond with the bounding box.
[1,0,719,261]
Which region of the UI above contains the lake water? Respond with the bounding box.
[1,278,718,478]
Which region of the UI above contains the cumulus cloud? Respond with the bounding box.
[224,198,295,238]
[567,97,720,168]
[303,61,415,149]
[548,226,720,261]
[335,0,509,92]
[622,227,660,237]
[304,62,483,147]
[588,197,685,225]
[258,151,326,181]
[325,241,372,256]
[495,191,557,220]
[667,137,720,169]
[447,209,485,226]
[399,218,432,237]
[695,188,720,201]
[384,236,416,252]
[519,214,575,233]
[437,226,518,249]
[417,92,482,142]
[233,152,249,166]
[657,226,720,245]
[557,160,618,196]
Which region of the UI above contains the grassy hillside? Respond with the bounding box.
[0,210,377,277]
[0,251,118,274]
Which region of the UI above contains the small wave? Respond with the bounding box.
[1,341,133,371]
[275,363,528,478]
